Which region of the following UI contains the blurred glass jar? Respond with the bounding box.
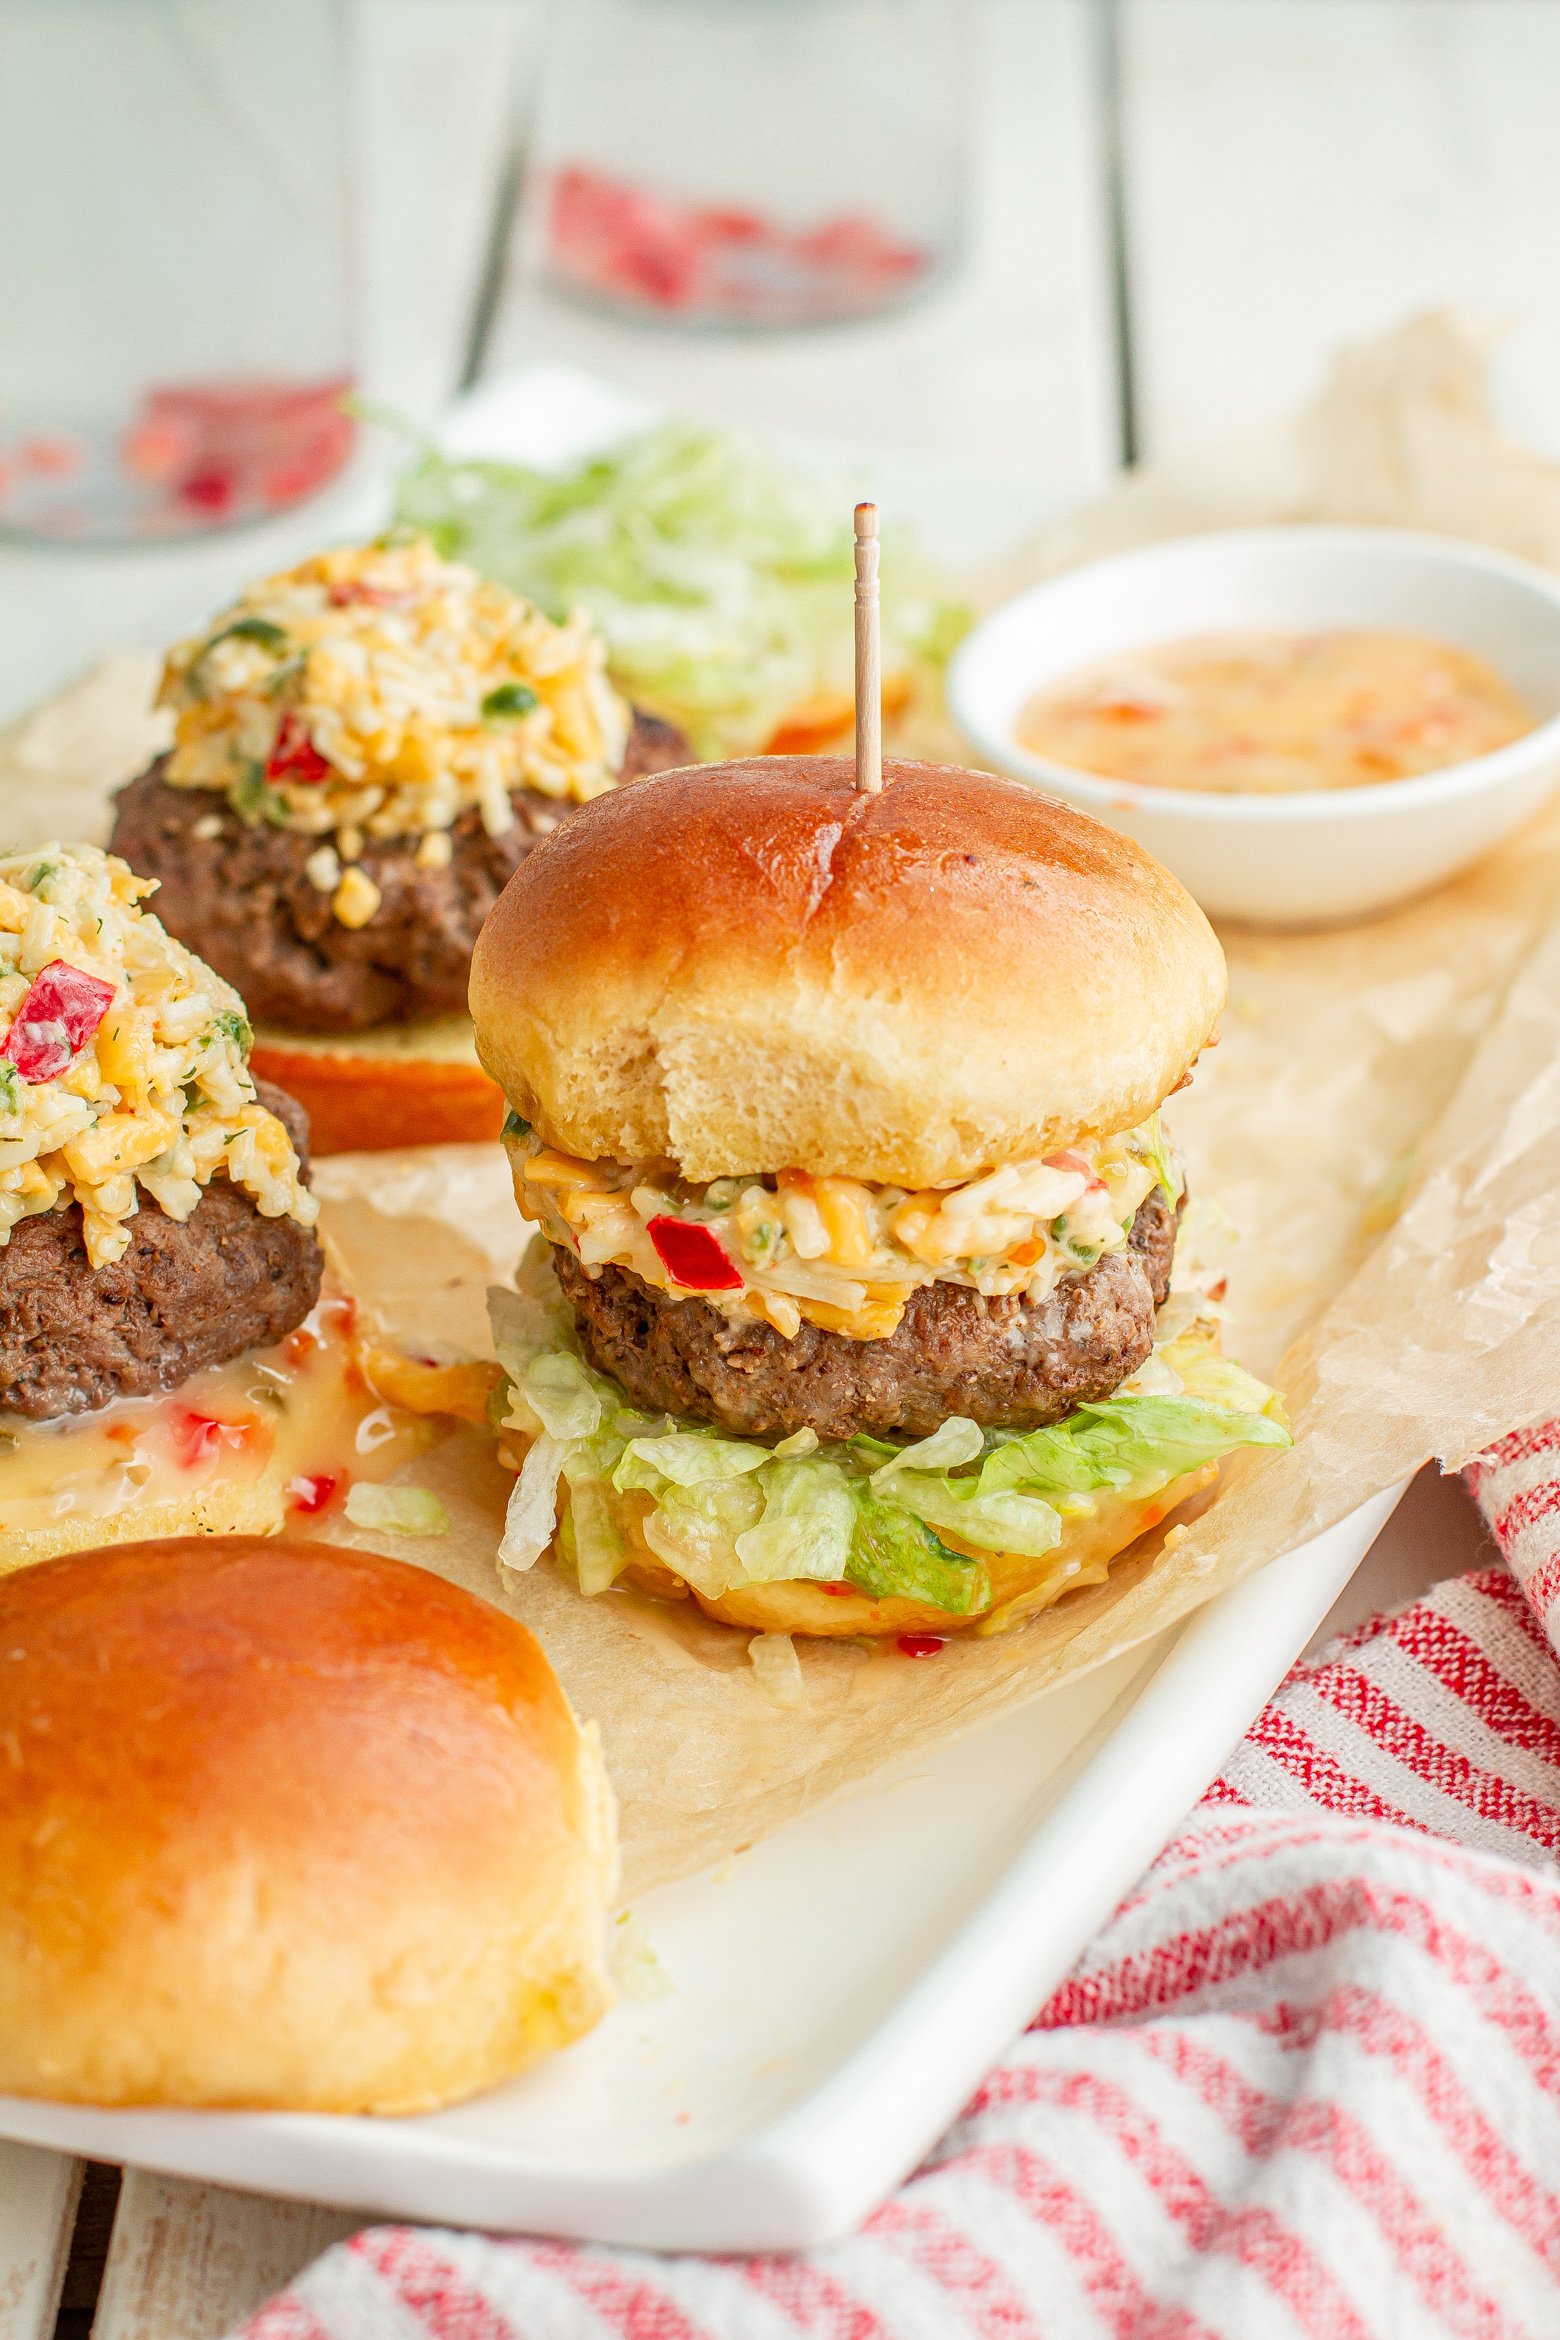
[535,0,971,331]
[0,0,354,545]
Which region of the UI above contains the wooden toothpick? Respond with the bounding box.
[853,501,882,795]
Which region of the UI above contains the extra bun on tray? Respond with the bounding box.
[472,756,1225,1188]
[471,757,1288,1641]
[0,1538,617,2113]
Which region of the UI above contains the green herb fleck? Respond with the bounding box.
[501,1109,531,1142]
[482,681,539,723]
[207,615,290,657]
[229,762,290,827]
[210,1008,253,1059]
[0,1063,20,1117]
[263,654,307,699]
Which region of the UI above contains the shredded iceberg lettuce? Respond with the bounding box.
[343,1482,449,1537]
[488,1248,1289,1618]
[393,420,969,758]
[1135,1111,1184,1206]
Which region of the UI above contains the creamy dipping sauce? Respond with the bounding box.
[1017,630,1533,794]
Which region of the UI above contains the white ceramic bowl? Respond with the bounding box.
[947,525,1560,924]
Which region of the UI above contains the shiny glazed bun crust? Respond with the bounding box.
[0,1538,617,2114]
[469,758,1226,1185]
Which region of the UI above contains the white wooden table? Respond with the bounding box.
[0,2,1535,2328]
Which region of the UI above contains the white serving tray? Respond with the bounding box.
[0,374,1406,2247]
[0,1484,1404,2251]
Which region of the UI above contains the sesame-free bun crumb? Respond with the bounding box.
[0,1537,617,2113]
[470,758,1225,1186]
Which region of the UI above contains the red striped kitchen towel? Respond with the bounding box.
[234,1427,1560,2340]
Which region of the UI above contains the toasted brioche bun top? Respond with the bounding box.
[470,757,1225,1185]
[0,1538,617,2114]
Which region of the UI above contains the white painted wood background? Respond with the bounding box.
[0,0,1521,2328]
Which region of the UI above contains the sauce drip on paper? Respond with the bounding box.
[0,1285,430,1543]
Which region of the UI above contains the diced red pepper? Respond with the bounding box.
[286,1472,341,1515]
[646,1214,743,1291]
[896,1633,947,1658]
[266,709,331,785]
[326,580,409,608]
[172,1410,256,1469]
[1044,1148,1107,1193]
[0,959,116,1083]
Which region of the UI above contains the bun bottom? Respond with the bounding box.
[610,1465,1218,1638]
[1,1474,283,1576]
[764,668,913,755]
[251,1014,505,1155]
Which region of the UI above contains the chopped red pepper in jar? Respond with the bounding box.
[0,959,117,1083]
[647,1215,744,1291]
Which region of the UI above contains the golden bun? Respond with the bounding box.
[470,758,1225,1186]
[0,1537,617,2114]
[251,1014,505,1156]
[614,1464,1217,1638]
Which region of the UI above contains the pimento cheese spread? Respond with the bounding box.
[506,1118,1176,1343]
[0,842,315,1268]
[158,536,631,925]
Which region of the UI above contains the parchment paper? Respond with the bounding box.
[10,312,1560,1895]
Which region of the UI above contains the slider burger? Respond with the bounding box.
[470,757,1289,1639]
[0,843,423,1568]
[108,534,690,1153]
[0,1538,616,2111]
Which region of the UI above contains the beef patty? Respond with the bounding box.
[107,710,691,1032]
[0,1083,323,1421]
[556,1185,1180,1443]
